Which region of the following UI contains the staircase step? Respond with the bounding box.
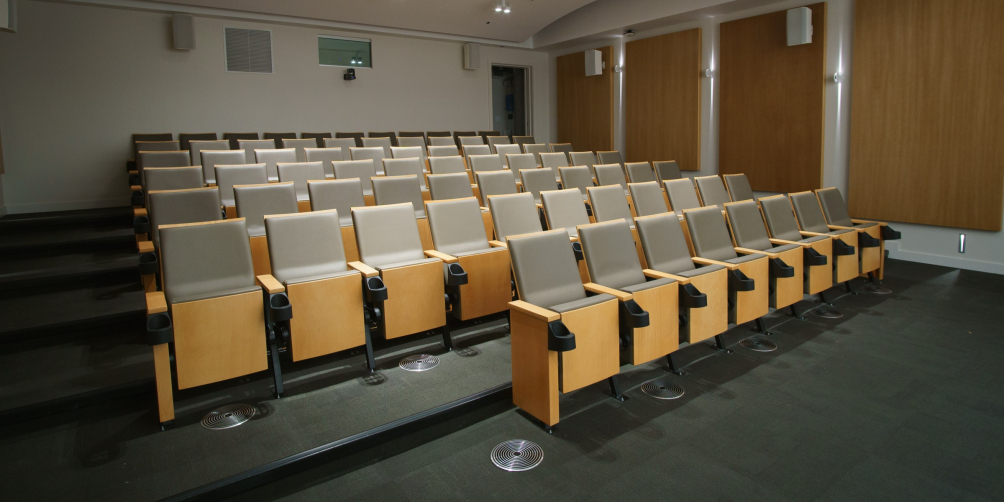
[0,250,140,291]
[0,224,138,257]
[0,206,133,231]
[0,282,147,341]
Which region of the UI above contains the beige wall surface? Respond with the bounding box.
[0,0,549,213]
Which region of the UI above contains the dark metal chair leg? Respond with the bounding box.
[714,334,733,354]
[608,375,626,401]
[667,352,686,376]
[755,317,773,335]
[363,322,377,373]
[441,321,454,351]
[789,304,804,320]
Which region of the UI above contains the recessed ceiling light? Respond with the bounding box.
[495,0,502,12]
[624,29,636,37]
[503,0,511,14]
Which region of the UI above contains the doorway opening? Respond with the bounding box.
[491,65,530,137]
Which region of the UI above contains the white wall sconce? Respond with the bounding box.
[704,69,715,78]
[832,72,843,83]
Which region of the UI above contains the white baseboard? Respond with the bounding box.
[6,197,127,214]
[887,244,1004,276]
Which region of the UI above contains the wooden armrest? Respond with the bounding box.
[827,224,857,231]
[489,240,507,248]
[348,261,379,277]
[424,250,459,263]
[130,185,143,192]
[509,300,560,322]
[643,269,690,284]
[146,291,167,315]
[133,207,147,218]
[480,206,490,212]
[137,240,155,254]
[799,231,829,237]
[256,274,285,294]
[735,247,773,257]
[851,218,886,226]
[769,238,804,247]
[128,170,138,175]
[583,282,632,301]
[692,256,738,270]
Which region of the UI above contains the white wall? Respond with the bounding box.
[548,0,1004,274]
[0,174,6,218]
[0,0,550,213]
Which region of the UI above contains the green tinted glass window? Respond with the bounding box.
[318,36,371,68]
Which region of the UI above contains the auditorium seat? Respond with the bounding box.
[215,164,268,218]
[255,148,297,183]
[758,195,838,297]
[264,132,297,148]
[395,138,428,159]
[506,229,621,428]
[426,197,511,321]
[371,175,435,250]
[549,143,573,155]
[459,135,485,147]
[594,163,630,196]
[145,217,280,428]
[427,173,475,201]
[452,131,477,148]
[694,175,731,209]
[132,133,174,162]
[350,147,387,175]
[634,212,728,352]
[569,151,598,178]
[361,137,393,158]
[723,173,755,202]
[351,203,452,347]
[653,161,682,181]
[179,133,218,151]
[578,219,680,366]
[332,159,378,205]
[684,207,769,329]
[383,157,429,195]
[625,162,657,184]
[428,145,461,158]
[398,131,426,142]
[506,152,537,173]
[189,140,230,168]
[487,135,511,153]
[335,132,365,147]
[428,136,457,146]
[224,132,260,150]
[664,178,702,212]
[789,191,863,286]
[725,201,804,315]
[259,210,374,368]
[323,137,357,160]
[141,187,224,290]
[137,151,190,187]
[596,151,624,166]
[200,150,246,186]
[300,132,332,148]
[628,181,669,217]
[523,143,548,166]
[587,184,648,266]
[478,130,500,143]
[469,154,506,177]
[239,139,275,164]
[475,170,519,206]
[462,145,492,167]
[559,166,594,201]
[135,140,180,155]
[540,152,569,183]
[495,144,522,167]
[428,156,467,176]
[816,187,900,282]
[308,179,366,262]
[511,135,535,146]
[426,131,452,144]
[282,138,318,162]
[367,131,397,147]
[519,168,558,205]
[487,189,543,240]
[277,161,327,212]
[540,189,592,283]
[134,168,206,241]
[234,182,299,275]
[304,147,343,178]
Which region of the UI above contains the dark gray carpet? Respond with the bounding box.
[247,260,1004,502]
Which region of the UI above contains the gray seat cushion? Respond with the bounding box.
[549,294,615,314]
[726,254,763,265]
[854,222,879,229]
[621,277,675,294]
[675,264,726,278]
[770,243,802,253]
[798,235,830,245]
[828,228,856,236]
[376,257,440,271]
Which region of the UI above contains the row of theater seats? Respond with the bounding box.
[128,134,900,430]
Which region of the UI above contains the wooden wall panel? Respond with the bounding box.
[556,47,614,153]
[624,29,702,170]
[719,4,826,193]
[849,0,1004,231]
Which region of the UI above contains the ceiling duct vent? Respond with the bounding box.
[225,27,273,73]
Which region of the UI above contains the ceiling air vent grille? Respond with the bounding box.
[225,27,273,73]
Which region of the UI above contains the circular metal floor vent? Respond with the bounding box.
[640,379,685,400]
[491,440,544,471]
[201,404,256,430]
[862,284,892,295]
[399,354,440,372]
[813,307,844,319]
[455,347,481,357]
[739,337,777,352]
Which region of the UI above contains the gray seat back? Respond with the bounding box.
[383,157,427,189]
[569,152,597,177]
[519,168,559,204]
[458,135,485,146]
[360,137,393,158]
[550,143,573,155]
[300,132,332,148]
[594,163,628,192]
[469,154,504,173]
[308,179,365,226]
[654,161,682,181]
[333,159,378,195]
[277,162,326,201]
[234,182,299,237]
[695,176,731,209]
[256,148,297,182]
[578,220,647,290]
[506,153,537,171]
[238,139,274,164]
[428,136,456,147]
[759,196,804,242]
[138,151,190,182]
[189,140,230,168]
[789,192,831,233]
[541,188,590,237]
[495,144,522,166]
[428,145,461,157]
[427,173,474,201]
[304,148,343,177]
[540,153,569,182]
[215,164,268,207]
[464,145,493,165]
[135,140,179,161]
[487,136,511,152]
[323,137,357,160]
[200,150,246,185]
[664,179,701,211]
[391,144,426,162]
[815,188,854,226]
[684,207,739,262]
[488,193,543,241]
[625,162,656,184]
[179,133,218,151]
[263,132,296,148]
[350,147,387,174]
[512,135,535,146]
[352,203,426,268]
[628,182,668,217]
[265,210,348,285]
[283,139,318,162]
[475,170,518,204]
[523,144,548,166]
[725,201,772,251]
[596,151,624,166]
[372,175,426,218]
[144,168,205,205]
[508,230,588,309]
[559,166,594,197]
[427,198,490,256]
[160,219,255,305]
[635,212,697,274]
[148,188,223,249]
[588,185,634,225]
[335,132,365,147]
[723,174,755,202]
[428,156,466,175]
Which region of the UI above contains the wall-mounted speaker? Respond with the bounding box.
[786,7,812,46]
[585,49,603,76]
[463,43,480,70]
[0,0,17,34]
[172,14,195,50]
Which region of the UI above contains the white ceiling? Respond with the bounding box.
[153,0,596,43]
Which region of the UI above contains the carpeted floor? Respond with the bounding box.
[243,259,1004,501]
